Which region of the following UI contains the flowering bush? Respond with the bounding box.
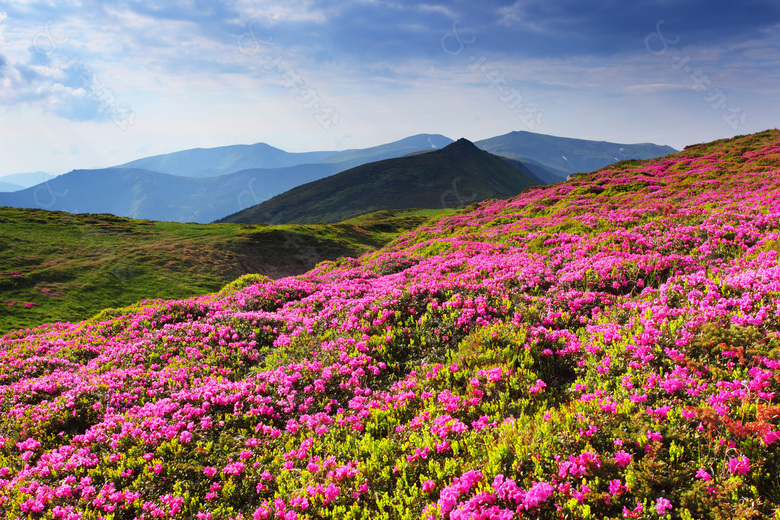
[2,130,780,519]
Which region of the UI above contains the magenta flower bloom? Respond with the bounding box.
[695,468,712,481]
[529,379,547,394]
[654,497,672,514]
[253,506,270,520]
[323,482,340,503]
[422,479,436,492]
[522,481,554,510]
[608,479,626,495]
[622,500,643,517]
[614,450,633,467]
[727,456,750,476]
[15,437,41,451]
[764,430,780,446]
[223,461,246,475]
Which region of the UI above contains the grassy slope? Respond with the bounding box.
[0,207,455,334]
[2,130,780,519]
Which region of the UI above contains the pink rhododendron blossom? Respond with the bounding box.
[728,456,750,476]
[764,430,780,446]
[614,450,633,467]
[529,379,547,394]
[623,501,643,518]
[654,497,672,514]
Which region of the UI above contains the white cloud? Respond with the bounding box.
[416,4,458,19]
[234,0,331,25]
[0,48,113,122]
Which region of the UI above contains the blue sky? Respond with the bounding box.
[0,0,778,176]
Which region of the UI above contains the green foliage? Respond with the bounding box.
[0,207,440,334]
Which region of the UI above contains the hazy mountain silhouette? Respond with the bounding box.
[475,130,676,175]
[217,139,541,225]
[112,134,454,178]
[1,131,675,223]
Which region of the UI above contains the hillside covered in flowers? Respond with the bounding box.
[2,129,780,519]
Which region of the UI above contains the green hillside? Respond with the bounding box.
[219,139,540,225]
[1,130,780,520]
[0,207,454,334]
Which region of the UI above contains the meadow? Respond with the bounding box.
[0,208,450,334]
[1,130,779,519]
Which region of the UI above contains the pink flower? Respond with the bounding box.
[622,500,643,518]
[223,461,246,475]
[422,480,436,492]
[695,468,712,481]
[322,483,339,504]
[15,438,41,451]
[203,466,217,477]
[608,479,626,495]
[529,379,547,394]
[522,481,554,510]
[727,456,750,476]
[654,497,672,514]
[764,430,780,446]
[614,450,633,467]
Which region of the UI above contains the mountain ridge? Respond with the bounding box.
[112,134,455,178]
[0,131,676,223]
[218,138,542,225]
[475,130,677,175]
[113,142,341,178]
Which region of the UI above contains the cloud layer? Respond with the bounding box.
[0,0,778,175]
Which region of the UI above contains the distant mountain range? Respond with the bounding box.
[0,182,24,192]
[0,171,58,192]
[0,131,676,223]
[114,143,338,178]
[0,165,341,224]
[0,135,456,223]
[113,134,455,178]
[217,139,542,225]
[474,131,677,175]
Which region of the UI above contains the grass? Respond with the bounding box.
[0,207,457,335]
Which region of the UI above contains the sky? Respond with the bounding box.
[0,0,778,177]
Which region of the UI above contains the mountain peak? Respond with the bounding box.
[434,138,485,160]
[452,137,476,146]
[440,138,479,153]
[218,139,540,225]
